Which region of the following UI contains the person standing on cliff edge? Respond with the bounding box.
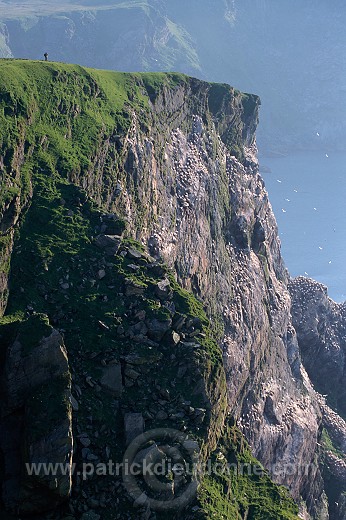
[44,52,48,61]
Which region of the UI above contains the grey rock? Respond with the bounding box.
[4,321,68,412]
[85,376,95,387]
[98,320,110,331]
[81,512,101,520]
[124,367,141,380]
[177,366,187,379]
[172,315,186,332]
[159,388,170,400]
[133,492,149,508]
[97,269,106,280]
[128,263,140,271]
[127,247,143,260]
[125,281,145,297]
[289,276,346,417]
[183,405,195,415]
[146,318,172,341]
[183,439,200,454]
[82,448,91,459]
[194,408,206,424]
[155,278,171,300]
[100,364,123,397]
[87,453,99,462]
[95,235,121,249]
[156,410,168,421]
[135,309,146,321]
[0,67,341,519]
[124,413,144,445]
[70,394,79,412]
[95,234,122,253]
[0,317,73,514]
[167,331,180,346]
[79,435,91,448]
[324,451,346,482]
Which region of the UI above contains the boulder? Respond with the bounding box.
[172,314,186,331]
[0,315,73,515]
[154,279,172,300]
[125,282,145,297]
[70,394,79,412]
[94,235,121,255]
[124,413,144,445]
[97,269,106,280]
[124,367,141,381]
[146,318,172,341]
[156,410,168,421]
[4,315,69,412]
[166,331,180,346]
[127,247,143,260]
[100,364,123,397]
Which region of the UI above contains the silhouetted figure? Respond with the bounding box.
[44,52,48,61]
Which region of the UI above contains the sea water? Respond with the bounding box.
[260,151,346,303]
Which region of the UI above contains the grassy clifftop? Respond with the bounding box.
[0,59,186,205]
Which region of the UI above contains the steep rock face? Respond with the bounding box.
[289,277,346,418]
[0,99,33,314]
[0,315,73,514]
[289,277,346,520]
[93,83,325,515]
[316,400,346,520]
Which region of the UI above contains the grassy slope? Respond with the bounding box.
[0,59,187,193]
[0,59,299,519]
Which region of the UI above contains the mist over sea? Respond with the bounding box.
[261,151,346,303]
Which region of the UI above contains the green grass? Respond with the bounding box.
[321,428,345,461]
[0,60,150,184]
[197,425,300,520]
[0,60,192,197]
